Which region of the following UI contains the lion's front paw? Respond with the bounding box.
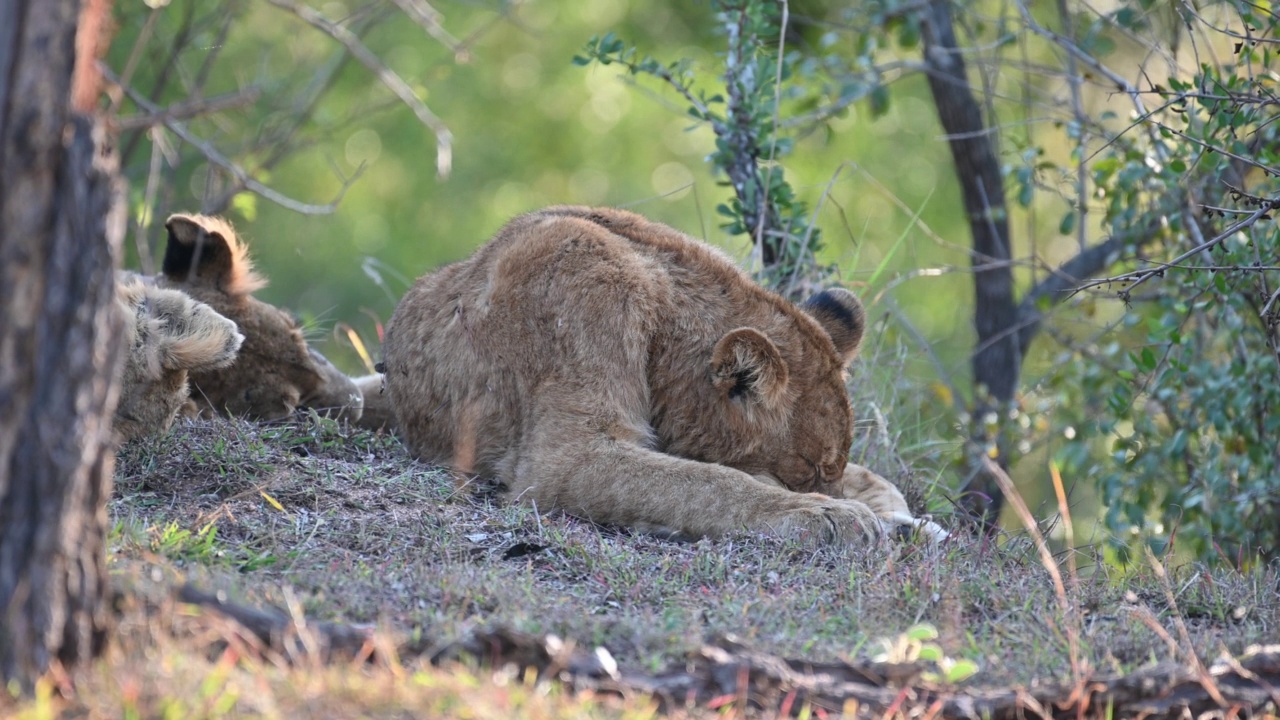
[758,496,885,545]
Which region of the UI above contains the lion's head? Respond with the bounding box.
[159,213,363,423]
[685,287,866,495]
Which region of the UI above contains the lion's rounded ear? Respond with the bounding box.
[162,214,265,295]
[163,215,233,286]
[801,288,865,363]
[710,327,789,404]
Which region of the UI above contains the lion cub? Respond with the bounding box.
[384,206,944,544]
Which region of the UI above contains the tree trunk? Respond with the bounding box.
[920,0,1019,530]
[0,0,124,691]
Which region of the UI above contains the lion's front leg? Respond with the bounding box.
[834,464,949,542]
[513,435,888,545]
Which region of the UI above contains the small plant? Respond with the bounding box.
[871,624,979,685]
[152,521,223,565]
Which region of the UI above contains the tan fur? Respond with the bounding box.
[114,272,244,442]
[384,206,940,544]
[158,214,363,423]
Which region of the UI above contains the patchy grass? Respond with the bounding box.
[90,413,1277,699]
[10,332,1276,717]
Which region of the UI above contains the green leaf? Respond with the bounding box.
[945,659,979,683]
[869,85,890,117]
[1059,211,1076,235]
[906,624,939,641]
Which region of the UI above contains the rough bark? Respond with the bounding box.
[0,0,125,690]
[920,0,1018,530]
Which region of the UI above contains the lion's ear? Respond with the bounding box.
[162,214,265,296]
[711,327,789,404]
[801,288,865,363]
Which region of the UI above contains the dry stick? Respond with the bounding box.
[1053,0,1089,255]
[784,159,844,299]
[176,584,376,661]
[980,456,1083,684]
[190,1,239,98]
[132,128,165,276]
[206,42,360,214]
[174,579,1280,717]
[100,64,365,215]
[1047,461,1077,591]
[263,0,453,178]
[108,6,159,115]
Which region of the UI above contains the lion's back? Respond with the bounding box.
[383,206,790,478]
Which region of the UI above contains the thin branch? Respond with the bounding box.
[1054,0,1089,254]
[206,31,363,213]
[1016,0,1171,164]
[1076,202,1277,296]
[116,87,261,131]
[387,0,468,60]
[191,1,239,98]
[120,1,196,165]
[101,64,365,215]
[263,0,453,178]
[1015,219,1163,358]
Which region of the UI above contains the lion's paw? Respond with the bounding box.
[760,496,886,545]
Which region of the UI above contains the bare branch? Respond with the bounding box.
[1015,218,1164,358]
[1016,0,1171,164]
[1054,0,1089,254]
[101,64,365,215]
[264,0,453,178]
[116,87,261,131]
[387,0,468,60]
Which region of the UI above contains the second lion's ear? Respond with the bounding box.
[710,327,789,405]
[162,214,265,296]
[801,288,865,363]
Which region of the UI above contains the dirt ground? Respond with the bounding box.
[30,412,1260,717]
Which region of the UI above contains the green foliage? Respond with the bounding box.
[1042,5,1280,563]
